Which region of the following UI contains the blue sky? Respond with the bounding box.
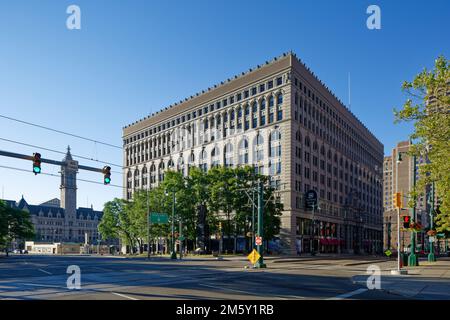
[0,0,449,210]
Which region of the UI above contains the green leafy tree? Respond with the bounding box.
[98,198,137,252]
[394,55,450,232]
[0,200,35,256]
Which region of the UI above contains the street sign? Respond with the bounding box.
[149,212,169,224]
[178,236,185,241]
[247,249,261,265]
[305,190,318,209]
[66,160,79,171]
[255,236,262,246]
[385,249,392,257]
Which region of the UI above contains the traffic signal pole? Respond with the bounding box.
[0,149,108,175]
[255,180,266,268]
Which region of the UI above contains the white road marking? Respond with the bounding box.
[38,269,52,275]
[111,292,139,300]
[93,267,111,272]
[199,283,288,300]
[23,283,63,288]
[327,288,368,300]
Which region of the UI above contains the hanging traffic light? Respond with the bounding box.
[403,215,411,229]
[32,153,41,175]
[102,166,111,184]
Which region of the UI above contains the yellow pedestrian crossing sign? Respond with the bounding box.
[247,249,261,265]
[385,249,392,257]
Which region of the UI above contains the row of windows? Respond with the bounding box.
[125,98,284,166]
[124,76,285,145]
[292,74,382,169]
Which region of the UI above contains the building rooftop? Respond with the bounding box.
[123,51,382,150]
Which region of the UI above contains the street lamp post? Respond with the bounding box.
[428,182,436,262]
[408,143,419,266]
[170,190,177,260]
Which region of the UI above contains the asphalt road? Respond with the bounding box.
[0,254,441,300]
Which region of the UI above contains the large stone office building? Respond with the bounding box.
[122,52,384,254]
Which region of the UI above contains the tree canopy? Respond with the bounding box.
[98,165,283,254]
[394,55,450,232]
[0,200,35,255]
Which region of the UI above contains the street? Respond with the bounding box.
[1,254,449,300]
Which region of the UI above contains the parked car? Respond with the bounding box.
[21,250,28,254]
[13,249,21,254]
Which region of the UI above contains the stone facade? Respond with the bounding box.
[122,52,384,255]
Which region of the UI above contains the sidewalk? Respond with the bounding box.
[352,257,450,299]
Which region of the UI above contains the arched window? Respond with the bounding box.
[134,169,140,188]
[259,99,266,126]
[269,130,281,158]
[224,143,234,167]
[211,146,220,167]
[150,164,156,184]
[252,102,258,129]
[253,134,264,162]
[244,105,250,131]
[238,138,249,165]
[277,93,283,105]
[313,141,318,151]
[142,166,148,187]
[276,94,283,120]
[168,159,174,169]
[269,96,274,107]
[237,107,243,130]
[199,149,207,172]
[158,162,165,182]
[177,157,185,176]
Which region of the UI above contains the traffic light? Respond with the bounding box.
[32,153,41,175]
[403,215,411,229]
[394,192,402,208]
[102,166,111,184]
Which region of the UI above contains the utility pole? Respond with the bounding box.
[255,180,266,268]
[251,188,256,251]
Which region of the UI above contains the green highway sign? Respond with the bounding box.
[149,212,169,224]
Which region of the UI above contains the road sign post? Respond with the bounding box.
[305,190,318,256]
[254,181,266,268]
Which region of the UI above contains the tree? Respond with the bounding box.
[98,198,136,253]
[0,200,35,256]
[394,55,450,232]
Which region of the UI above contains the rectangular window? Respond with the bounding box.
[259,84,265,92]
[244,90,249,98]
[251,87,257,96]
[276,77,282,86]
[268,80,273,89]
[237,93,242,101]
